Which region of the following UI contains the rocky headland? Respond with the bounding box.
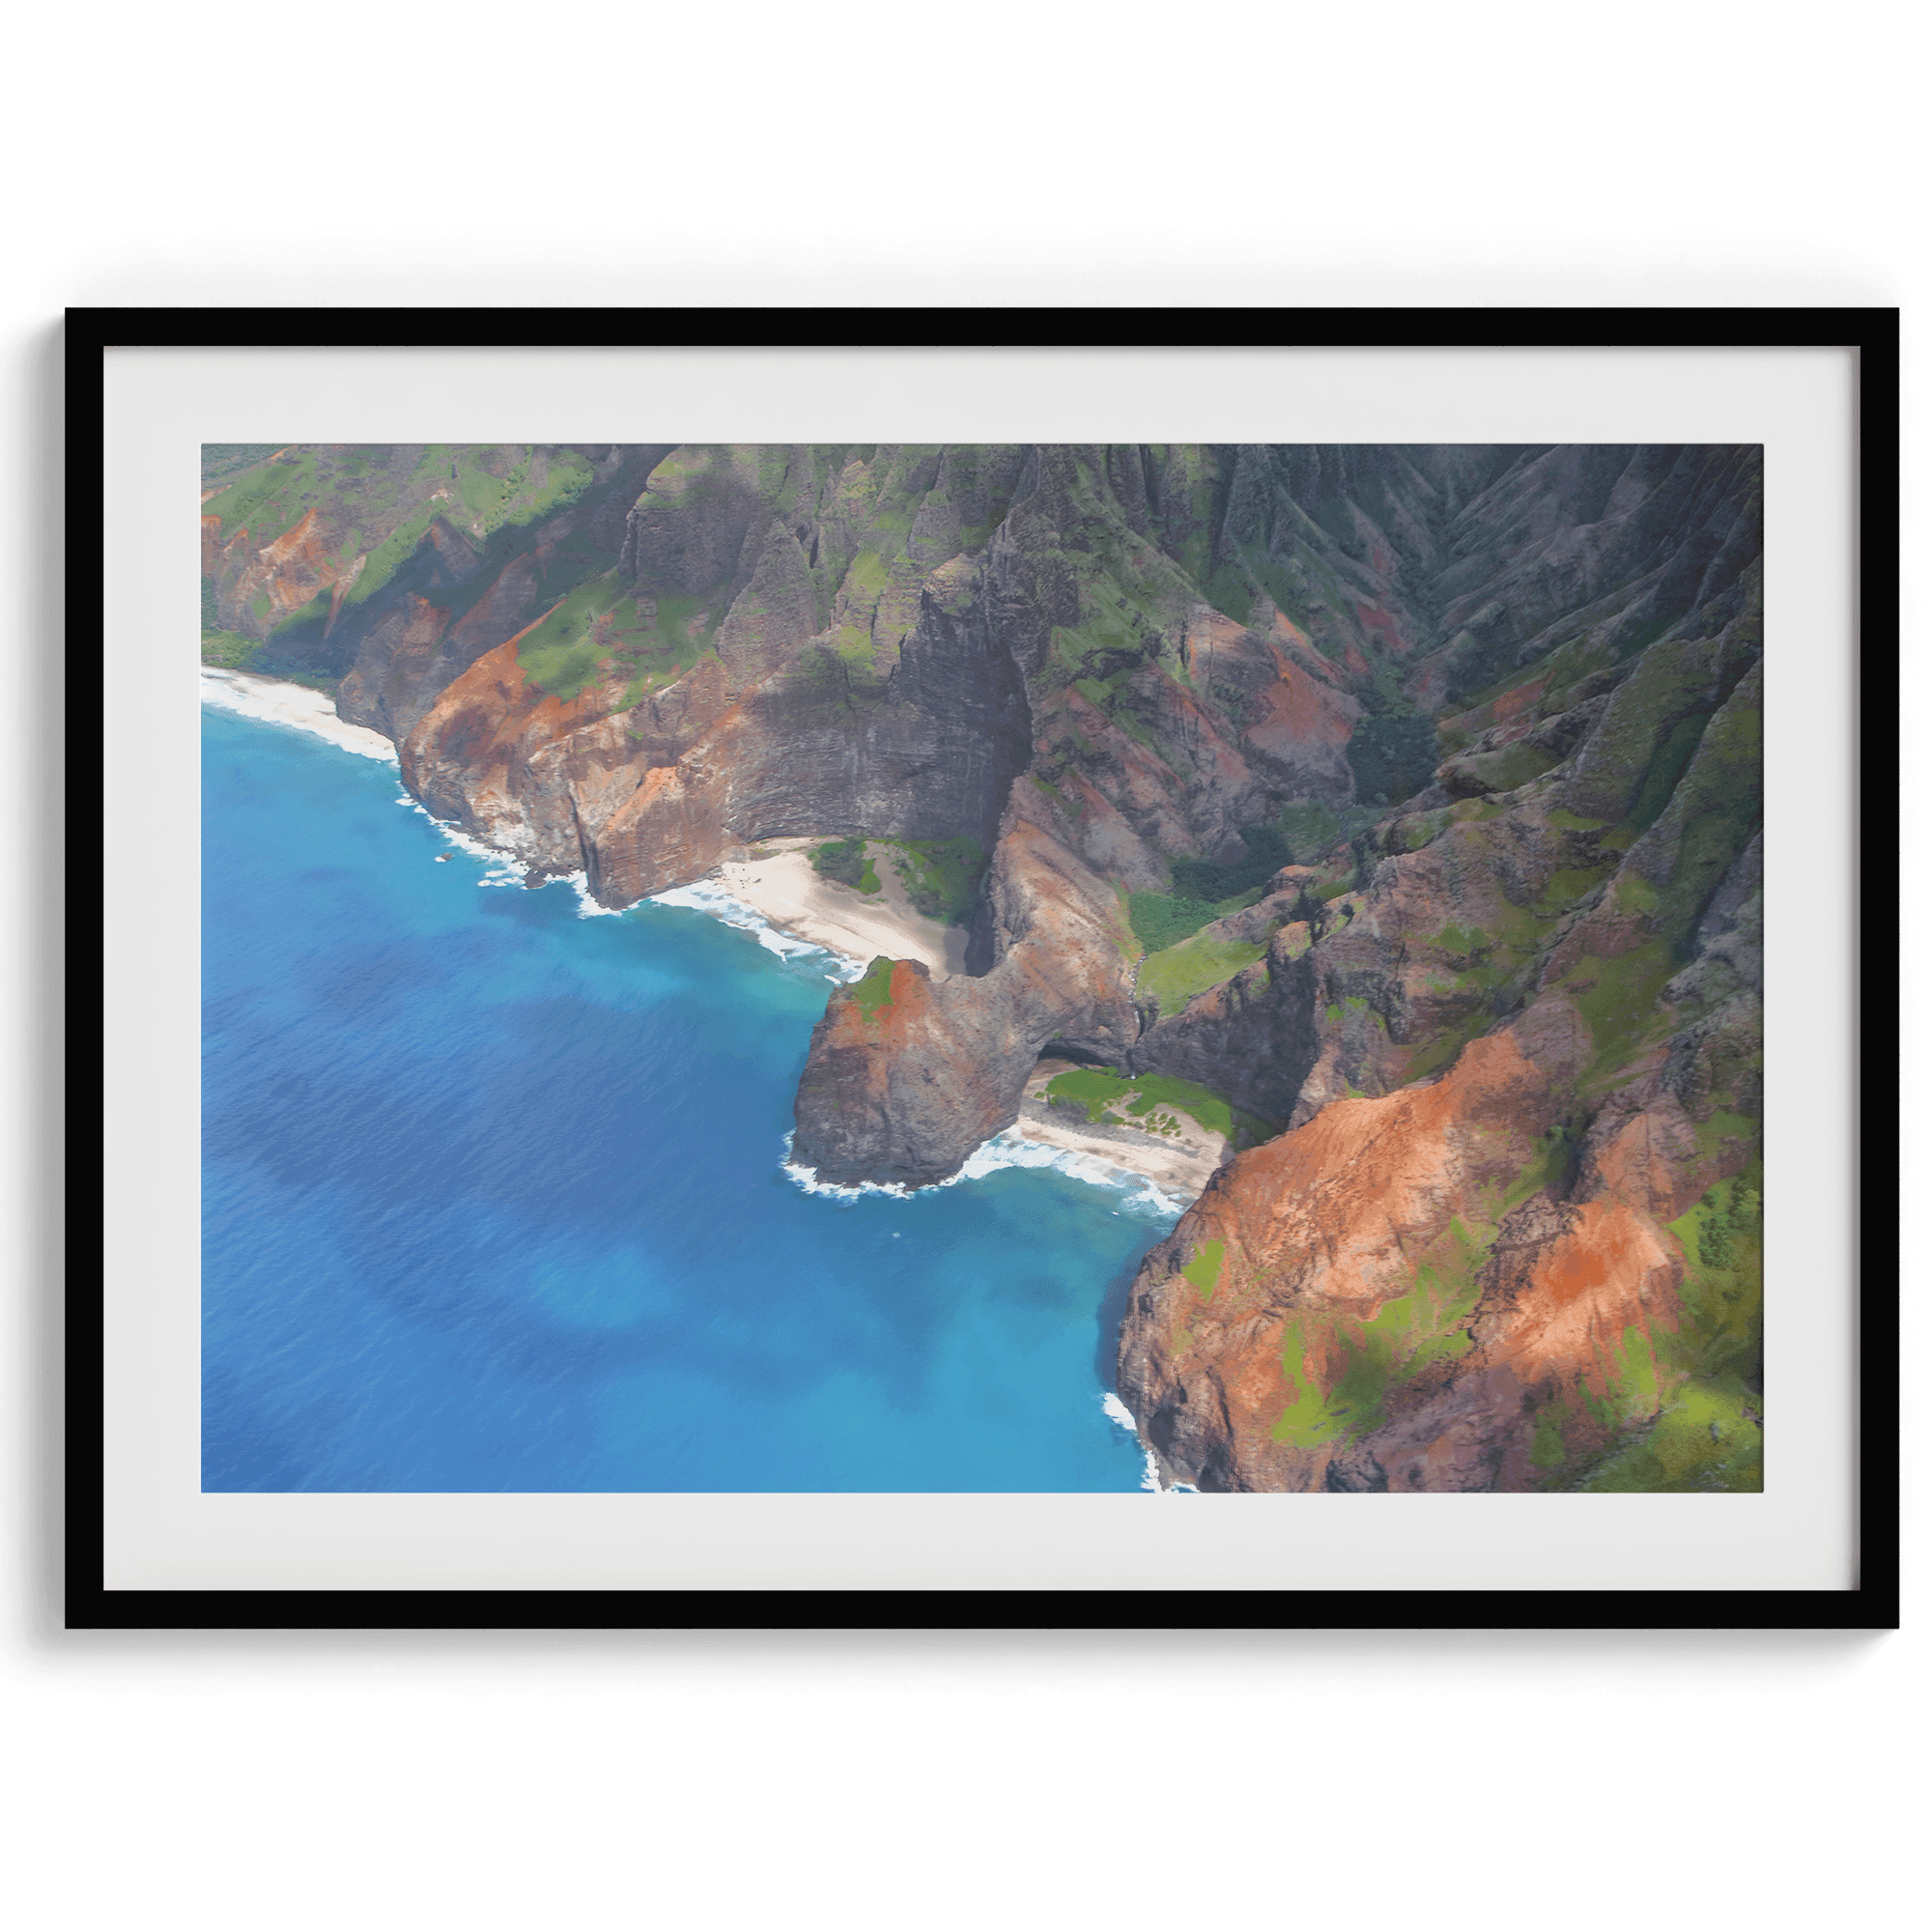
[202,440,1765,1492]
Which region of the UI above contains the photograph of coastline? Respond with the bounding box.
[201,441,1764,1494]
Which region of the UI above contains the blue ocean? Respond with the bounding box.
[201,703,1177,1491]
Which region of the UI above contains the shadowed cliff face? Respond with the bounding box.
[377,445,1040,902]
[204,440,1764,1492]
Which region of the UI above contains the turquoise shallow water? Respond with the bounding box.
[201,703,1177,1491]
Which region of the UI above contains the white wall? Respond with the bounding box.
[6,5,1919,1926]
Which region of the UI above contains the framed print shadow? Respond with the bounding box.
[69,306,1896,1629]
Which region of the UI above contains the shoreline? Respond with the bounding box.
[1011,1098,1223,1199]
[1015,1059,1229,1198]
[687,872,1218,1207]
[201,666,396,762]
[782,1122,1196,1220]
[706,841,968,980]
[201,668,1209,1209]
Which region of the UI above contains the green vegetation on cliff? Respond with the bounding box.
[1180,1240,1225,1301]
[201,447,325,551]
[200,629,260,669]
[849,956,897,1018]
[202,445,614,663]
[1127,886,1256,953]
[200,443,283,485]
[1127,826,1288,951]
[1599,1168,1762,1488]
[1346,714,1439,806]
[1124,802,1372,954]
[1139,935,1265,1015]
[1271,1219,1487,1449]
[1517,1163,1763,1493]
[1042,1067,1268,1147]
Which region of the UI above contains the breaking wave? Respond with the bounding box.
[384,801,628,923]
[1101,1395,1198,1493]
[388,793,526,887]
[781,1125,1187,1218]
[200,667,397,763]
[651,878,866,982]
[1101,1392,1177,1492]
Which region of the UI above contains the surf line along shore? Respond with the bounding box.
[686,840,1229,1203]
[198,668,1221,1204]
[201,666,397,761]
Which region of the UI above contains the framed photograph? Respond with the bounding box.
[68,308,1895,1629]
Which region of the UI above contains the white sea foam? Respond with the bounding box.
[387,793,527,887]
[562,871,625,918]
[1098,1392,1194,1492]
[955,1128,1190,1216]
[779,1131,915,1201]
[1140,1459,1200,1494]
[780,1124,1187,1218]
[373,777,869,952]
[651,879,866,981]
[201,667,398,762]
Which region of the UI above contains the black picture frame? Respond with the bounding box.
[65,305,1898,1632]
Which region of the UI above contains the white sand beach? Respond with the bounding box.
[1015,1059,1230,1198]
[201,667,397,762]
[712,839,970,979]
[1008,1108,1223,1198]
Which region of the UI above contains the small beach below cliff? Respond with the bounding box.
[695,858,1221,1203]
[707,838,970,979]
[1004,1109,1221,1201]
[1015,1064,1228,1198]
[200,667,396,762]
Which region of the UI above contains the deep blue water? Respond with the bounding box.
[201,705,1175,1491]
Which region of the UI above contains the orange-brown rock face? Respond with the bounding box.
[216,504,353,633]
[1116,938,1751,1493]
[333,594,451,740]
[582,698,746,901]
[400,636,639,874]
[1116,567,1765,1492]
[793,959,1014,1187]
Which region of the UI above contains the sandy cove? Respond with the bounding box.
[199,678,1213,1207]
[201,667,396,761]
[710,839,970,979]
[699,850,1222,1203]
[1016,1060,1228,1197]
